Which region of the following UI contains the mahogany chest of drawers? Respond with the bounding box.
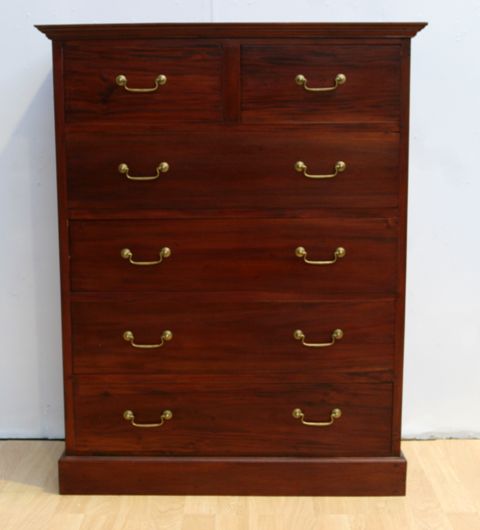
[37,22,426,495]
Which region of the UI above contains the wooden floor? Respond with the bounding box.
[0,441,479,529]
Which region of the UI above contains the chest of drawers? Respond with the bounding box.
[37,22,426,495]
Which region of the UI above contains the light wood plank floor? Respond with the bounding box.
[0,440,479,529]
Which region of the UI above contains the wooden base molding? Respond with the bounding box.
[59,453,407,496]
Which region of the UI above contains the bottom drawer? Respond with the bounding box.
[73,377,393,457]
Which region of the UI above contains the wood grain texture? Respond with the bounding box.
[222,41,241,122]
[51,42,76,453]
[59,454,405,495]
[69,217,398,294]
[392,39,412,455]
[35,22,427,496]
[66,129,400,210]
[72,376,393,457]
[68,206,401,220]
[71,295,396,379]
[63,41,223,124]
[242,44,401,125]
[36,22,428,41]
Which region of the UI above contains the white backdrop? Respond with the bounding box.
[1,1,479,439]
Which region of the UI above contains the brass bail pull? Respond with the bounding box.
[121,247,171,266]
[118,162,169,181]
[123,409,173,428]
[293,328,344,348]
[115,74,167,93]
[292,408,342,427]
[123,330,173,349]
[295,160,346,179]
[295,246,346,265]
[295,73,346,92]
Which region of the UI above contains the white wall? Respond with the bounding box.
[1,1,479,439]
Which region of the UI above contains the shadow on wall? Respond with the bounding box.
[1,66,64,438]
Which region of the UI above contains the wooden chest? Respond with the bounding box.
[36,22,426,495]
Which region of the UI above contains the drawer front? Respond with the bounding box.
[242,45,400,125]
[63,41,222,124]
[66,130,400,210]
[71,295,395,378]
[69,218,398,294]
[73,377,393,456]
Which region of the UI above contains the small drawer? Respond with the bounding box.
[69,218,398,294]
[73,376,393,456]
[242,44,401,125]
[71,294,395,379]
[63,41,222,124]
[66,129,400,210]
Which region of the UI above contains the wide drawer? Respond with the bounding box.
[69,218,398,294]
[73,376,393,456]
[71,294,395,379]
[63,41,222,124]
[66,129,400,210]
[242,44,400,125]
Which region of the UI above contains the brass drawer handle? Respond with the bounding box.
[292,408,342,427]
[121,247,171,266]
[123,409,173,428]
[123,330,173,349]
[293,328,343,348]
[295,160,346,179]
[115,74,167,93]
[295,73,346,92]
[295,246,345,265]
[118,162,169,181]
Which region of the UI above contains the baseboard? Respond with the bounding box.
[59,453,407,495]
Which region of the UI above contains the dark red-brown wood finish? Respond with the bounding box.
[36,22,426,40]
[37,22,426,495]
[71,294,396,378]
[59,455,407,495]
[63,41,223,124]
[66,129,400,210]
[73,377,393,456]
[69,218,398,294]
